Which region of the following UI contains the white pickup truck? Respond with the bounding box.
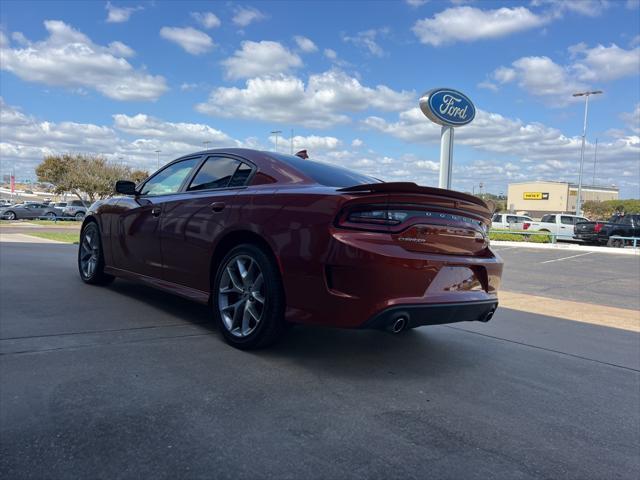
[491,213,533,230]
[527,214,590,240]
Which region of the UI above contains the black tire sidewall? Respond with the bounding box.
[6,212,15,220]
[212,244,284,349]
[78,222,111,285]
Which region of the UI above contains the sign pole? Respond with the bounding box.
[439,126,454,189]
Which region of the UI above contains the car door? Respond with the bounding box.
[26,204,45,219]
[112,157,200,279]
[559,216,574,238]
[159,155,255,292]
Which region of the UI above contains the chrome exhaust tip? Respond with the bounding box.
[387,316,408,334]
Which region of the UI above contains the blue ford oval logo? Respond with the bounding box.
[419,88,475,127]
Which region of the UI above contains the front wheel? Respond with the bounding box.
[78,222,114,285]
[75,212,85,220]
[5,211,16,220]
[46,212,56,219]
[213,244,285,350]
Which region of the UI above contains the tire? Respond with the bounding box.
[607,238,624,248]
[212,243,285,350]
[5,211,16,220]
[75,212,85,220]
[46,212,56,219]
[78,221,114,285]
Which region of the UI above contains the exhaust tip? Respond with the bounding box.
[481,308,496,322]
[387,316,408,334]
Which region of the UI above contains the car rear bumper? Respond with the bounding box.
[361,299,498,330]
[574,233,604,243]
[281,228,502,328]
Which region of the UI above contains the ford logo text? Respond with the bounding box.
[419,88,475,127]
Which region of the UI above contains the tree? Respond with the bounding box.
[36,154,149,203]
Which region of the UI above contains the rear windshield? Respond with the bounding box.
[270,153,379,188]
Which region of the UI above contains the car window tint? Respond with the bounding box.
[188,157,241,191]
[270,153,379,187]
[228,163,252,187]
[140,158,199,196]
[560,216,574,225]
[506,215,517,223]
[492,214,501,222]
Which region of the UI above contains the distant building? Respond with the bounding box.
[507,181,619,217]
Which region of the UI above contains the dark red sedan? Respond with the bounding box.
[79,149,502,349]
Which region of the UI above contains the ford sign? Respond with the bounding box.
[419,88,475,127]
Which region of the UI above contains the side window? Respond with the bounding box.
[228,163,253,187]
[188,157,241,191]
[540,215,552,223]
[506,215,517,223]
[560,216,574,225]
[620,216,632,225]
[492,214,501,222]
[576,217,588,223]
[140,158,199,196]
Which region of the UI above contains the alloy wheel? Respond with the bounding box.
[79,225,100,279]
[217,254,265,338]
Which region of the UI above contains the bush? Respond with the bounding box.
[583,199,640,220]
[489,230,552,243]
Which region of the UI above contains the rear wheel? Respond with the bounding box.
[608,237,624,248]
[5,211,16,220]
[75,212,85,220]
[46,211,56,219]
[213,244,285,350]
[78,222,114,285]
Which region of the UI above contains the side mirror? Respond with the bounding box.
[115,180,138,195]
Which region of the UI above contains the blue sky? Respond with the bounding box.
[1,0,638,196]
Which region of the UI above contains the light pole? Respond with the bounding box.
[155,149,161,170]
[592,138,598,186]
[203,141,211,150]
[572,90,602,216]
[270,130,282,152]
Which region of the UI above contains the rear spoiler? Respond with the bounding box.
[337,182,489,209]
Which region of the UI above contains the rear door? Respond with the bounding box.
[559,216,574,237]
[159,155,255,291]
[113,157,200,278]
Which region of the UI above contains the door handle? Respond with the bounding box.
[151,207,162,217]
[210,202,226,212]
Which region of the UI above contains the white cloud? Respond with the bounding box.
[412,6,546,46]
[324,48,337,59]
[105,2,142,23]
[485,43,639,103]
[532,0,609,18]
[363,106,640,188]
[569,43,640,82]
[196,70,415,129]
[271,135,342,152]
[232,6,267,27]
[113,113,237,146]
[406,0,429,6]
[160,26,214,55]
[620,103,640,134]
[352,138,364,148]
[294,35,318,53]
[343,28,388,57]
[221,41,302,79]
[190,11,221,29]
[0,20,167,101]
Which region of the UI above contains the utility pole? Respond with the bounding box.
[203,141,211,150]
[592,138,598,186]
[290,128,294,154]
[270,130,282,153]
[155,149,161,170]
[572,90,602,216]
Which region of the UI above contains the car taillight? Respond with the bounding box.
[594,223,603,233]
[523,222,531,230]
[337,206,486,232]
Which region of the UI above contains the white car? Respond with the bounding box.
[527,214,590,240]
[491,213,533,230]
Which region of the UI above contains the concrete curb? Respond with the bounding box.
[491,240,639,255]
[0,233,68,244]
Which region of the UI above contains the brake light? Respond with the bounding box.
[523,222,531,230]
[346,209,406,226]
[594,223,603,233]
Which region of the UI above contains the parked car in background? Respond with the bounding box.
[574,214,640,246]
[0,199,13,207]
[78,148,502,350]
[491,213,533,230]
[527,214,589,240]
[52,202,67,209]
[0,202,61,220]
[62,200,88,219]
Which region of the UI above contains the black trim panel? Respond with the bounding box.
[362,300,498,330]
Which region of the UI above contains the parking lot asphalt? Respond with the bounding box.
[1,242,639,479]
[492,246,640,310]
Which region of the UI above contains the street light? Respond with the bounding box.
[270,130,282,152]
[154,149,161,170]
[203,141,211,150]
[572,90,602,216]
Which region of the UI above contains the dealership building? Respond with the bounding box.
[507,181,619,217]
